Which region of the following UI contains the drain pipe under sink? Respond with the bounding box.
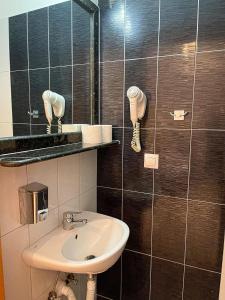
[55,279,77,300]
[86,274,96,300]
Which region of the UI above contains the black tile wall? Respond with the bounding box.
[50,66,72,124]
[99,0,124,62]
[11,71,30,124]
[151,258,184,300]
[186,200,225,272]
[159,0,198,56]
[30,68,49,125]
[28,8,48,69]
[122,250,151,300]
[192,51,225,129]
[97,259,121,300]
[9,1,92,135]
[198,0,225,52]
[154,129,190,198]
[124,58,157,129]
[123,128,154,193]
[98,128,123,189]
[123,190,152,254]
[183,266,221,300]
[156,55,195,129]
[152,195,186,263]
[9,13,28,71]
[72,1,90,64]
[97,187,122,219]
[73,64,91,124]
[125,0,159,59]
[189,131,225,204]
[100,61,124,127]
[49,1,72,67]
[98,0,225,299]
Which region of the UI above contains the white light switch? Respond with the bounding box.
[144,154,159,169]
[173,110,185,120]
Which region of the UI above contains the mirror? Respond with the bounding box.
[0,0,99,139]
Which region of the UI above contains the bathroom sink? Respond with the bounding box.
[23,211,129,274]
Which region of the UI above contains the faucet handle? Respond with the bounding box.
[63,211,82,222]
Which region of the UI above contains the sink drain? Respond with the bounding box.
[85,255,96,260]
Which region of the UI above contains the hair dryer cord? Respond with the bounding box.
[131,122,141,152]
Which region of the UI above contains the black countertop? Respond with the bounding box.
[0,140,119,167]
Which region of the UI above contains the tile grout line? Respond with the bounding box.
[98,185,225,206]
[71,0,74,124]
[120,0,126,298]
[149,0,161,299]
[181,0,200,299]
[99,47,225,64]
[125,249,221,275]
[26,13,32,135]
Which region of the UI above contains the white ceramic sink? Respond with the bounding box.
[23,211,129,274]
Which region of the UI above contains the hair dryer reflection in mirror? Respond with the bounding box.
[127,86,147,152]
[42,90,65,134]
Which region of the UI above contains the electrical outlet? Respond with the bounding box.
[144,154,159,169]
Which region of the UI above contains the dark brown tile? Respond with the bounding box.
[30,68,49,125]
[28,8,48,69]
[99,0,124,62]
[151,257,184,300]
[97,187,122,219]
[122,250,150,300]
[73,64,91,124]
[193,52,225,129]
[49,2,72,67]
[123,190,152,254]
[97,259,121,300]
[50,66,72,124]
[72,1,90,64]
[156,55,195,129]
[124,58,157,129]
[123,128,154,193]
[189,131,225,204]
[98,128,123,189]
[154,129,190,198]
[9,13,28,71]
[100,61,124,127]
[125,0,159,59]
[152,195,187,263]
[183,266,221,300]
[198,0,225,52]
[11,71,30,124]
[13,124,30,136]
[159,0,198,56]
[186,200,225,272]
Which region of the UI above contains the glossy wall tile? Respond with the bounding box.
[97,0,225,298]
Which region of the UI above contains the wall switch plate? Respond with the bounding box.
[173,110,185,120]
[144,154,159,169]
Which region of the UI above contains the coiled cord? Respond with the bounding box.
[47,124,51,134]
[58,118,62,134]
[131,122,141,152]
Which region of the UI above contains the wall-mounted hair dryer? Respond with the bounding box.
[127,86,147,152]
[42,90,65,134]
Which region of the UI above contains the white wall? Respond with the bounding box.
[0,18,13,137]
[0,0,98,19]
[0,151,97,300]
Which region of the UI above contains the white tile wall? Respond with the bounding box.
[0,150,97,300]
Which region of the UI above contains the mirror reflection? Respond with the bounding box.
[0,0,98,139]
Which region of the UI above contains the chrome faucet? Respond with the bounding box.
[63,211,88,230]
